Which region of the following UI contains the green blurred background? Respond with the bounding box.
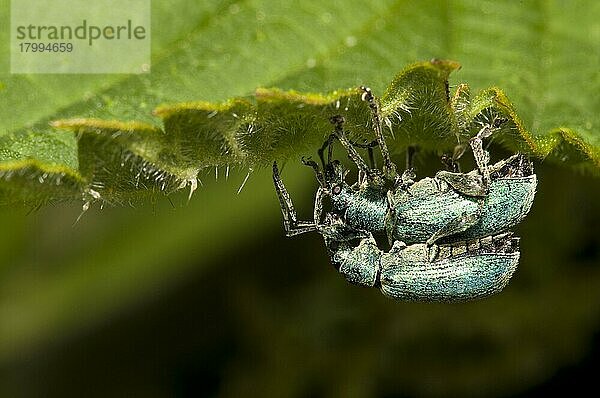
[1,154,599,397]
[1,0,599,397]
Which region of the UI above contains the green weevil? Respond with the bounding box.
[273,154,527,301]
[322,221,519,302]
[272,87,536,301]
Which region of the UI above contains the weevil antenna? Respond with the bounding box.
[302,156,326,187]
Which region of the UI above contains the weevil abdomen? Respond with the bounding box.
[390,169,537,245]
[379,233,519,302]
[326,232,520,302]
[391,178,481,244]
[447,175,537,241]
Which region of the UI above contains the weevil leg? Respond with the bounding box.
[367,146,376,169]
[320,132,379,169]
[360,86,397,179]
[385,190,397,246]
[318,134,337,169]
[470,133,491,189]
[330,115,373,179]
[425,205,483,249]
[436,170,487,197]
[406,145,419,170]
[350,139,379,169]
[441,144,466,173]
[470,116,508,188]
[272,162,317,236]
[314,186,327,225]
[438,122,497,196]
[389,145,417,192]
[452,144,467,173]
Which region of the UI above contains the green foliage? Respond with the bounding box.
[1,59,598,206]
[1,1,599,206]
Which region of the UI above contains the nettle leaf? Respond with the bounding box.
[3,60,598,206]
[1,0,599,207]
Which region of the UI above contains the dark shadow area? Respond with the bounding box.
[2,149,599,398]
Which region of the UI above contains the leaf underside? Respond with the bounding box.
[0,60,598,206]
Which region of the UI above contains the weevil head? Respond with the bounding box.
[323,160,357,213]
[301,153,363,217]
[330,183,356,214]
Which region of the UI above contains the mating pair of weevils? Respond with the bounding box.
[273,87,537,302]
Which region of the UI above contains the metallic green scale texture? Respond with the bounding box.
[328,233,519,302]
[448,175,536,241]
[272,86,537,302]
[340,186,387,233]
[379,238,519,302]
[331,155,537,246]
[388,177,480,244]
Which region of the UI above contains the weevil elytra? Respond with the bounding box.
[324,151,536,248]
[325,227,519,302]
[272,86,536,302]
